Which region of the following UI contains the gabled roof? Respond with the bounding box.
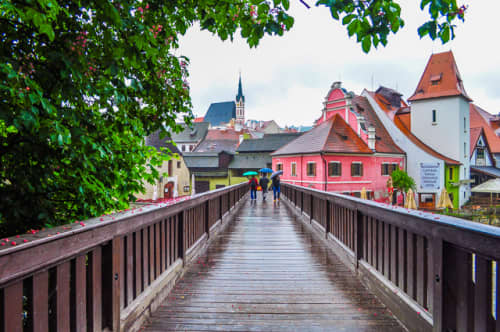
[228,153,271,169]
[470,127,483,155]
[408,51,472,102]
[237,133,303,153]
[182,154,219,168]
[170,122,209,143]
[205,128,243,141]
[193,117,204,123]
[272,114,372,156]
[194,139,238,154]
[145,130,180,154]
[204,101,236,126]
[352,96,404,154]
[470,103,500,153]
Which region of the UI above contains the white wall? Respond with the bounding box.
[410,96,471,206]
[363,91,445,201]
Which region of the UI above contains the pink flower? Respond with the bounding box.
[80,222,86,226]
[23,239,28,243]
[11,241,16,246]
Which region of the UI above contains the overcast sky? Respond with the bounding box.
[178,1,500,128]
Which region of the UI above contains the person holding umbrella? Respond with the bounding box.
[259,168,273,201]
[270,170,283,202]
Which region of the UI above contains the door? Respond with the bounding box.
[195,181,210,194]
[164,181,174,199]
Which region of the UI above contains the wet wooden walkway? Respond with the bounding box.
[142,199,406,331]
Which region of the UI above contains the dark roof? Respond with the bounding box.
[236,75,245,102]
[471,166,500,178]
[170,122,209,143]
[183,153,219,168]
[229,153,272,169]
[145,130,180,154]
[204,101,236,126]
[194,139,238,154]
[237,133,303,153]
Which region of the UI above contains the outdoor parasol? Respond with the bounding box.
[270,170,283,179]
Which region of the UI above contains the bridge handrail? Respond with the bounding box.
[282,183,499,332]
[0,182,248,331]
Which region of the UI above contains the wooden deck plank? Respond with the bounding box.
[142,199,406,331]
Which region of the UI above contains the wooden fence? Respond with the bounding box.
[282,183,500,332]
[0,183,248,332]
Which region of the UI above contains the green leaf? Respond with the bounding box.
[282,0,290,11]
[39,23,55,41]
[342,14,356,25]
[361,36,371,53]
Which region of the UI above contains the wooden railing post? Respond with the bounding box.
[325,199,330,239]
[112,237,122,331]
[219,195,223,222]
[178,211,185,263]
[205,200,210,238]
[355,209,363,268]
[431,237,443,332]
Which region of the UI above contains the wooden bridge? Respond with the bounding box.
[0,183,499,331]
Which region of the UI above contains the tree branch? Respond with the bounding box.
[299,0,311,9]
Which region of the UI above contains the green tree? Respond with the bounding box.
[0,0,465,236]
[391,169,416,194]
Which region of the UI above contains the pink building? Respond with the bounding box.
[271,82,405,199]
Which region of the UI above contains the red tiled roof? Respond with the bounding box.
[272,114,371,156]
[469,127,482,156]
[353,96,404,154]
[408,51,472,102]
[470,104,500,153]
[193,117,204,123]
[205,129,243,141]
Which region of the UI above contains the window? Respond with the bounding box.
[291,163,297,176]
[276,163,283,171]
[328,162,341,177]
[182,145,186,152]
[168,160,172,175]
[177,161,181,168]
[189,145,194,151]
[382,163,397,176]
[477,148,485,160]
[464,117,467,132]
[464,142,467,157]
[351,162,363,177]
[307,162,316,177]
[432,110,437,123]
[449,167,453,180]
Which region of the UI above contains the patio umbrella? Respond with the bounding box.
[259,168,274,173]
[404,188,417,209]
[360,187,367,200]
[270,170,283,179]
[243,171,258,176]
[437,188,453,209]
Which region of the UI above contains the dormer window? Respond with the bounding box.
[430,73,442,85]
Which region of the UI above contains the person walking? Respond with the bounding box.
[259,174,270,201]
[248,175,258,201]
[271,175,281,202]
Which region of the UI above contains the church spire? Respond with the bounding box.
[236,72,245,103]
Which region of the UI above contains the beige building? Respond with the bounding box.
[136,131,192,200]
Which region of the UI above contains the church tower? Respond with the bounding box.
[235,74,245,125]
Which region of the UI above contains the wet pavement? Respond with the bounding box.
[142,198,406,331]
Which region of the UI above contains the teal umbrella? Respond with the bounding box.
[243,171,258,176]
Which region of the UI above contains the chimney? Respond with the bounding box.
[368,126,376,150]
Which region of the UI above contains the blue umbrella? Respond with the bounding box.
[270,170,283,179]
[259,168,273,173]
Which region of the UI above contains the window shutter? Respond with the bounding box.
[351,163,355,176]
[339,163,342,176]
[360,163,364,176]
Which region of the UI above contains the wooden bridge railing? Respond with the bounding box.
[282,183,500,332]
[0,182,248,332]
